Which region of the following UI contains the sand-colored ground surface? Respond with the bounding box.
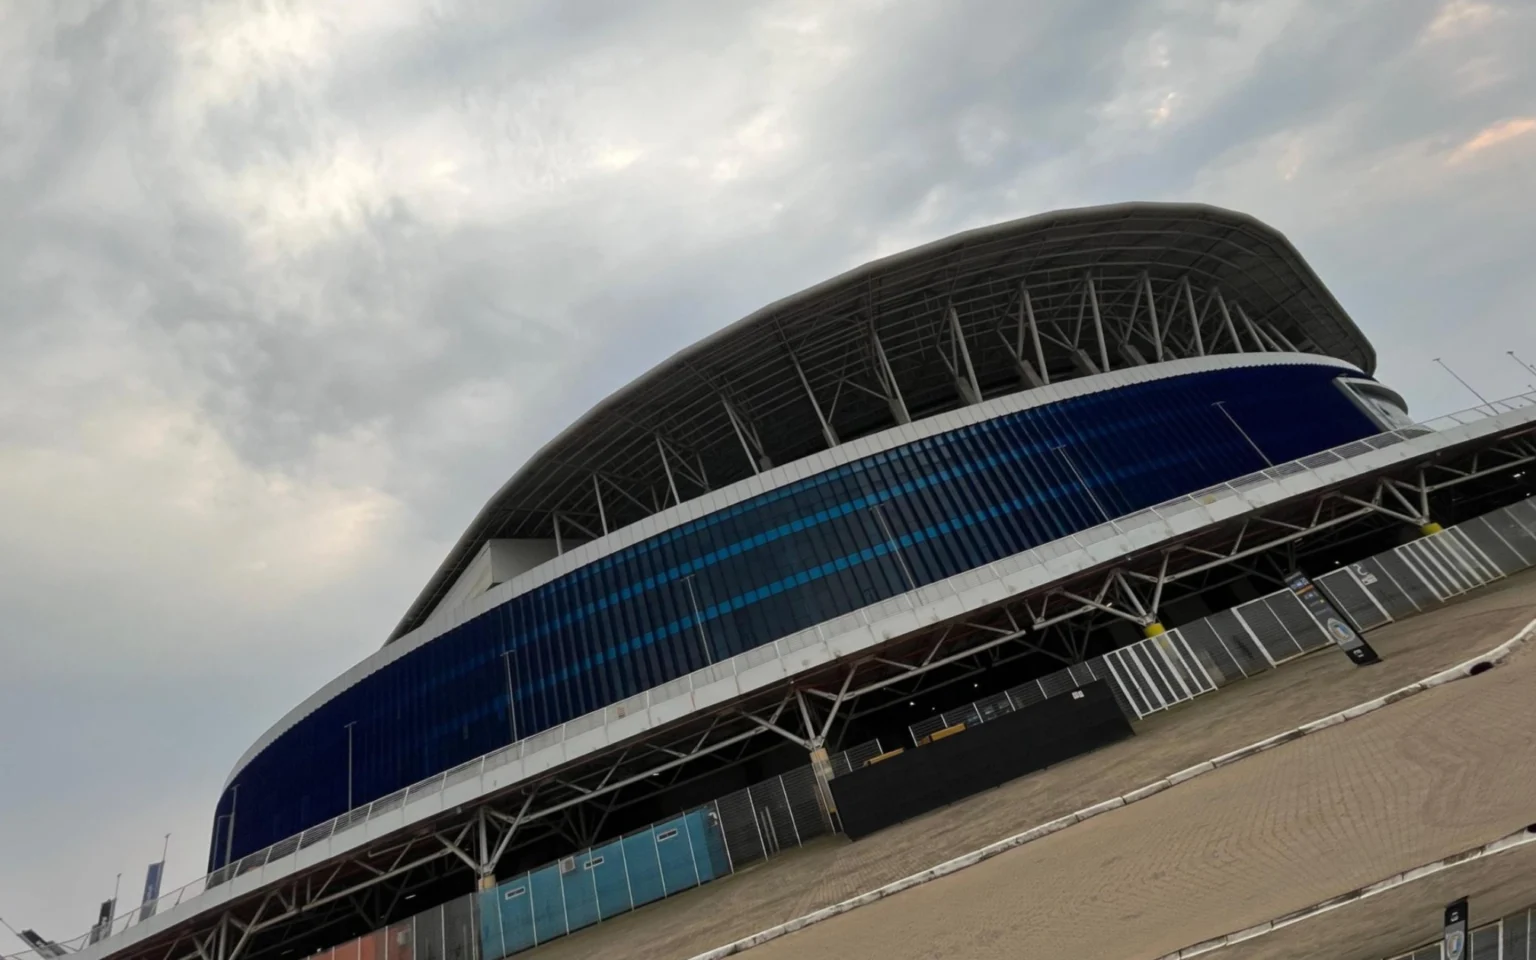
[525,569,1536,960]
[1215,836,1536,960]
[744,639,1536,959]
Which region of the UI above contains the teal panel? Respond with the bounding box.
[590,839,632,919]
[476,889,504,960]
[620,830,666,908]
[654,815,701,896]
[527,865,567,944]
[495,873,536,954]
[560,854,600,933]
[685,809,727,882]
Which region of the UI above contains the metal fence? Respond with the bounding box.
[829,738,886,777]
[298,738,880,960]
[433,755,852,959]
[35,391,1536,954]
[910,494,1536,740]
[305,896,477,960]
[301,840,1535,960]
[1313,502,1536,625]
[1389,901,1534,959]
[477,733,876,953]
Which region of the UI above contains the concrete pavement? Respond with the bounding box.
[739,630,1536,959]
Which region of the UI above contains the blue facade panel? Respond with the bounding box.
[690,809,730,881]
[620,830,666,909]
[476,889,504,960]
[215,362,1382,865]
[654,815,701,895]
[589,839,632,919]
[493,875,535,955]
[526,866,565,945]
[559,855,600,932]
[473,806,731,959]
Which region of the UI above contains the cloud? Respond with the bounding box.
[1447,116,1536,163]
[1422,0,1501,41]
[2,0,1534,941]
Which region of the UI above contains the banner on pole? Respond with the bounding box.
[87,900,114,945]
[20,931,69,959]
[1443,897,1469,960]
[139,861,164,920]
[1287,570,1381,665]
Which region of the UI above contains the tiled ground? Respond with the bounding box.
[743,637,1536,959]
[1216,837,1536,960]
[524,569,1536,960]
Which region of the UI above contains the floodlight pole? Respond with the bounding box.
[1052,445,1111,524]
[502,651,519,744]
[1509,350,1536,379]
[223,784,238,869]
[1433,358,1490,406]
[345,721,357,809]
[1213,401,1273,467]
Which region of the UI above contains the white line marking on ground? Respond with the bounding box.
[1154,826,1536,959]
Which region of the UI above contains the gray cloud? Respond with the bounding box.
[3,0,1534,939]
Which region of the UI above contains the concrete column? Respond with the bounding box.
[807,743,840,830]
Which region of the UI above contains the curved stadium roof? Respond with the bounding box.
[388,201,1373,643]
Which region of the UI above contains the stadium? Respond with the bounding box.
[24,202,1536,960]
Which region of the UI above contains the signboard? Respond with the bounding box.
[87,900,114,945]
[1287,570,1381,665]
[20,931,69,959]
[140,861,164,920]
[1443,897,1469,960]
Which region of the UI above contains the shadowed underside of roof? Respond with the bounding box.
[388,201,1374,643]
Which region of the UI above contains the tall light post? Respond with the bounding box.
[1052,444,1111,525]
[502,650,519,744]
[1212,401,1273,467]
[344,721,357,809]
[871,502,917,590]
[1509,350,1536,380]
[222,784,239,869]
[1433,357,1490,407]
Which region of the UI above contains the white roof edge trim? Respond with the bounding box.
[225,352,1359,786]
[388,201,1374,645]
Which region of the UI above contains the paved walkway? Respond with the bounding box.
[526,570,1536,960]
[1215,837,1536,960]
[740,620,1536,959]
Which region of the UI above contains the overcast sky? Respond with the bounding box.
[2,0,1534,941]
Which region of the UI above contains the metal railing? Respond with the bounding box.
[907,495,1536,740]
[259,759,844,960]
[23,390,1536,957]
[1389,900,1534,959]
